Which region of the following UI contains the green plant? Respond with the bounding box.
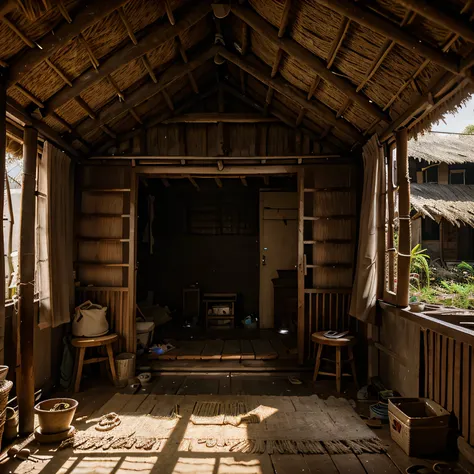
[410,244,430,287]
[457,261,474,278]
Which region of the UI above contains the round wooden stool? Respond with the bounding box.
[311,331,358,393]
[72,333,119,393]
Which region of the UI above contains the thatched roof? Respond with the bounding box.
[411,183,474,227]
[408,132,474,164]
[1,0,474,157]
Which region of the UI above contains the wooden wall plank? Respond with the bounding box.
[462,343,470,440]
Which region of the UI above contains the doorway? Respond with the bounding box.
[135,174,298,362]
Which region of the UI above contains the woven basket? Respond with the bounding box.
[0,380,13,448]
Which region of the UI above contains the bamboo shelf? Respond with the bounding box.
[80,213,130,218]
[77,238,130,242]
[304,239,353,244]
[81,188,131,192]
[75,262,129,267]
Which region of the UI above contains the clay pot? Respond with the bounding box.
[3,407,18,441]
[34,398,78,434]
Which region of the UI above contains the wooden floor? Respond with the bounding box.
[1,374,464,474]
[150,329,296,362]
[150,338,294,361]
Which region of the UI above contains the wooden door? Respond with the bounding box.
[297,167,357,363]
[259,191,298,329]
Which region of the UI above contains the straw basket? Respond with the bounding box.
[0,380,13,447]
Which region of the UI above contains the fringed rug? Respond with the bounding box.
[64,395,385,455]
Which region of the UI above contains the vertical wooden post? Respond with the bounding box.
[297,169,305,364]
[377,146,387,298]
[127,168,137,353]
[387,144,395,292]
[0,70,6,365]
[217,85,225,157]
[17,126,37,435]
[396,128,411,307]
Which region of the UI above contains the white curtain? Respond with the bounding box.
[37,142,73,328]
[349,134,384,323]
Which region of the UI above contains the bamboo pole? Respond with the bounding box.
[396,128,411,307]
[17,126,37,435]
[377,145,387,299]
[297,169,305,364]
[387,144,395,292]
[0,70,6,365]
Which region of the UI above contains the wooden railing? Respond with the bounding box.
[424,329,473,445]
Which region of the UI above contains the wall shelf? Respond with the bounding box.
[77,238,130,243]
[80,213,130,218]
[76,262,129,267]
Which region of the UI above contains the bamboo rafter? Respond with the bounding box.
[79,34,99,70]
[75,96,97,120]
[2,16,34,47]
[129,108,143,124]
[176,37,199,93]
[107,75,125,101]
[57,0,72,23]
[164,0,175,26]
[142,55,157,83]
[45,58,72,87]
[162,90,174,111]
[118,6,137,45]
[326,17,350,69]
[14,84,44,108]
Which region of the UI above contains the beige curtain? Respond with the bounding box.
[349,134,384,323]
[37,142,73,328]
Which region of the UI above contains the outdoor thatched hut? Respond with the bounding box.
[1,0,474,470]
[409,133,474,262]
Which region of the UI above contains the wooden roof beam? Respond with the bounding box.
[164,0,176,26]
[396,0,474,44]
[118,7,137,45]
[163,113,280,123]
[356,9,417,94]
[39,2,211,118]
[2,16,34,48]
[278,0,292,37]
[76,45,218,138]
[217,47,364,143]
[231,4,391,124]
[7,0,129,87]
[176,38,199,94]
[326,17,350,69]
[313,0,461,76]
[222,82,346,151]
[6,99,81,158]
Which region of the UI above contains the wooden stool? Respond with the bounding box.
[311,331,358,393]
[72,333,119,393]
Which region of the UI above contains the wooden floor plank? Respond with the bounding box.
[331,454,366,474]
[271,454,309,473]
[177,375,222,394]
[269,337,291,359]
[240,339,256,360]
[358,454,400,474]
[151,375,187,394]
[176,340,206,360]
[222,339,242,360]
[201,339,224,360]
[303,454,338,473]
[252,339,278,360]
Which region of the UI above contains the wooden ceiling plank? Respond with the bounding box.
[76,45,218,138]
[397,0,474,44]
[326,17,350,69]
[8,0,129,87]
[45,58,72,87]
[40,3,210,117]
[278,0,292,37]
[218,47,364,143]
[313,0,461,75]
[231,4,391,123]
[118,6,138,45]
[2,16,34,48]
